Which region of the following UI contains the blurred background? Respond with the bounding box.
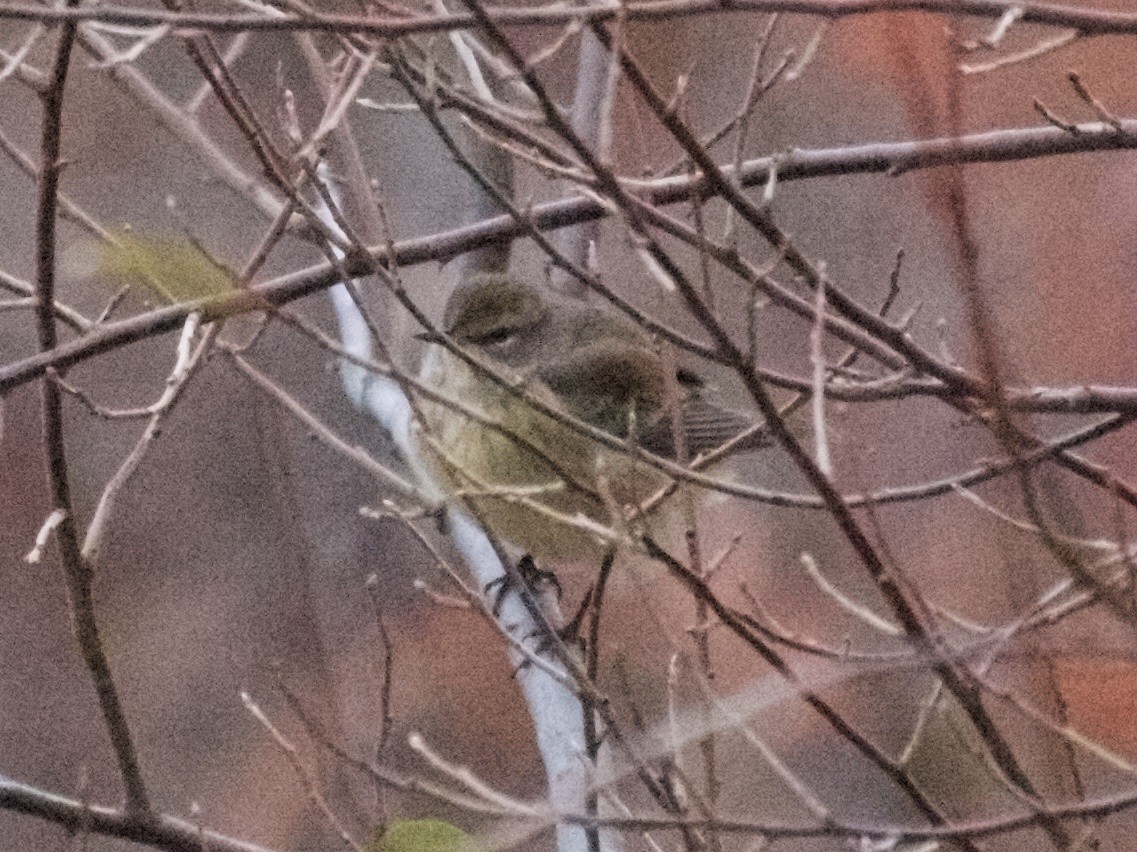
[2,5,1137,849]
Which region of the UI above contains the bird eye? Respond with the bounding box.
[477,327,515,348]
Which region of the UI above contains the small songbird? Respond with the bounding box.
[415,275,763,558]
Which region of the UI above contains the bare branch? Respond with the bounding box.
[7,117,1137,393]
[33,8,151,816]
[0,774,278,852]
[2,0,1137,40]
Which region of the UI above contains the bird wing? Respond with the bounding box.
[639,396,768,459]
[538,342,767,459]
[536,340,666,439]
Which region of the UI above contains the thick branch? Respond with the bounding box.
[33,8,151,817]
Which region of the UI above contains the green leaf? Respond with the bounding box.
[367,818,475,852]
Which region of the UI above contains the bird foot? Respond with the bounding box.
[485,554,562,616]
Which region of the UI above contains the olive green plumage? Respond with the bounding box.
[416,275,758,557]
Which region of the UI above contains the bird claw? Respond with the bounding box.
[485,554,563,616]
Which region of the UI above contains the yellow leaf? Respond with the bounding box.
[86,231,236,303]
[367,818,476,852]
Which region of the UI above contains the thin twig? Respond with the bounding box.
[80,315,209,559]
[241,693,364,851]
[363,574,396,807]
[224,347,429,508]
[1068,70,1123,130]
[640,536,975,845]
[960,29,1077,75]
[797,553,901,637]
[808,268,831,477]
[0,774,278,852]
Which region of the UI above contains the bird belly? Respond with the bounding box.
[416,354,668,559]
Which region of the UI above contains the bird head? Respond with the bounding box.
[439,275,549,364]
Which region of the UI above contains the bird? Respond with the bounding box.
[414,274,764,559]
